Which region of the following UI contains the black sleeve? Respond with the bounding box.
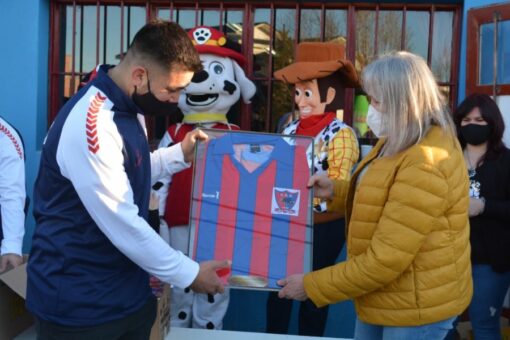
[484,199,510,222]
[481,150,510,223]
[148,209,160,234]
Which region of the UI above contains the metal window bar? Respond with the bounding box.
[79,5,84,74]
[427,5,435,66]
[291,4,300,122]
[219,3,224,32]
[71,1,77,93]
[103,5,107,64]
[240,2,252,130]
[126,6,131,50]
[374,5,379,58]
[493,10,501,98]
[320,4,325,42]
[96,1,100,66]
[401,5,406,50]
[449,6,462,109]
[120,1,125,60]
[195,1,199,26]
[265,3,275,132]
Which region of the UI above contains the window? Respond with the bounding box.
[353,5,460,140]
[467,3,510,96]
[50,1,461,143]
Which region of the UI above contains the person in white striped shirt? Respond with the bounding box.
[0,116,25,272]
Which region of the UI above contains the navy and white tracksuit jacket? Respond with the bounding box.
[26,65,199,326]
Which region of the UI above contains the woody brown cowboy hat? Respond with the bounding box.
[274,42,359,87]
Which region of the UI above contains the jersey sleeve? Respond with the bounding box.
[57,107,198,288]
[0,130,25,256]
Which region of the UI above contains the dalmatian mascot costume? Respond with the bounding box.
[157,26,256,330]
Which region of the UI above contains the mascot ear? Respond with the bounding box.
[232,60,256,104]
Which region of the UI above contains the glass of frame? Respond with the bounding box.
[189,129,314,291]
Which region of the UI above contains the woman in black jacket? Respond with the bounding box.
[454,93,510,340]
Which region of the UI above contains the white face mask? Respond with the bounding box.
[366,105,386,137]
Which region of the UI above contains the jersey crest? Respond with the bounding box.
[272,188,300,216]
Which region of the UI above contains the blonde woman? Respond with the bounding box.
[277,51,472,340]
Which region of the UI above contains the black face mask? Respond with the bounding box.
[132,76,179,116]
[460,124,491,146]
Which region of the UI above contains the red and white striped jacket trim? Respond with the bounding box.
[0,122,23,159]
[86,92,107,154]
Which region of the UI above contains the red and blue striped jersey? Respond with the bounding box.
[190,130,313,289]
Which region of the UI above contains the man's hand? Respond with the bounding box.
[0,254,23,272]
[181,129,208,163]
[190,259,230,295]
[149,191,159,210]
[307,174,334,200]
[277,274,308,301]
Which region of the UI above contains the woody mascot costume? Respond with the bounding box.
[156,26,256,330]
[266,42,360,336]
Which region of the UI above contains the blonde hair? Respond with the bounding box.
[362,51,456,156]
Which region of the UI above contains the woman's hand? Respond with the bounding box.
[307,174,334,200]
[468,197,485,217]
[277,274,308,301]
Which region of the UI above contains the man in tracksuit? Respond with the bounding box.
[27,20,229,339]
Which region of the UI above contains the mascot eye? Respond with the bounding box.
[295,89,302,97]
[305,90,313,98]
[210,62,224,75]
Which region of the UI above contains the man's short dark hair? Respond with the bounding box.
[129,20,202,73]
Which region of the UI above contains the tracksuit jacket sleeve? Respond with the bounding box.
[153,131,176,216]
[150,139,189,186]
[57,108,198,289]
[0,126,25,256]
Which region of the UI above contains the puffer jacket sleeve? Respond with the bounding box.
[304,162,448,307]
[326,179,349,215]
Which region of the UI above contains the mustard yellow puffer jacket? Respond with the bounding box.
[304,126,473,326]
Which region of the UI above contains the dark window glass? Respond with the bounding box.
[480,20,510,85]
[251,80,269,132]
[405,11,429,61]
[177,9,196,29]
[355,10,376,72]
[325,9,347,47]
[253,8,271,78]
[300,9,321,42]
[274,9,295,73]
[377,10,402,55]
[431,11,453,82]
[201,10,220,27]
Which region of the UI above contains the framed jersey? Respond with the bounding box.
[189,129,314,290]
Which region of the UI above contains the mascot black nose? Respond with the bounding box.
[191,70,209,83]
[223,80,237,95]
